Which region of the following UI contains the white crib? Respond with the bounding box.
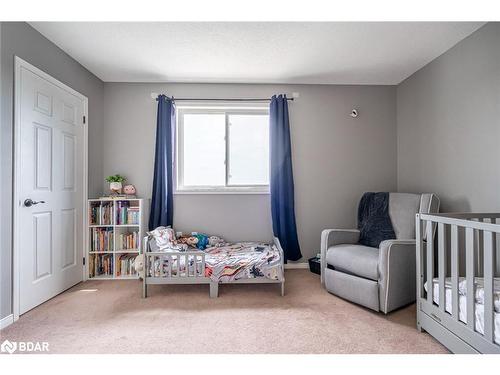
[416,213,500,353]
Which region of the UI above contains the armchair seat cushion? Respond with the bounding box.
[326,244,379,281]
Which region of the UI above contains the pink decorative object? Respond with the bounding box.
[123,184,136,195]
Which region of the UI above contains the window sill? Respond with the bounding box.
[174,190,270,195]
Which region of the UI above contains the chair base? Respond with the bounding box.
[324,268,380,312]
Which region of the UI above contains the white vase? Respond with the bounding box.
[110,182,122,194]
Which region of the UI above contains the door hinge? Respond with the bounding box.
[83,115,86,124]
[83,257,86,265]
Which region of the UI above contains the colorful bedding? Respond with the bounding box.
[204,242,283,282]
[148,241,283,283]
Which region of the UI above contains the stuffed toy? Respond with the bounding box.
[134,253,145,279]
[177,233,197,247]
[194,233,210,250]
[186,236,199,247]
[208,235,225,247]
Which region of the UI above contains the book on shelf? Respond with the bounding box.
[117,231,139,250]
[116,201,140,225]
[89,202,113,225]
[90,228,114,252]
[89,253,114,278]
[116,254,137,276]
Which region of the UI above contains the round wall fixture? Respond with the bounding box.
[350,109,358,118]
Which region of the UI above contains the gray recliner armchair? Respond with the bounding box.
[321,193,439,314]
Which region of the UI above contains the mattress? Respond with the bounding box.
[148,242,283,283]
[424,277,500,345]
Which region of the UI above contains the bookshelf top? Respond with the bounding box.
[88,198,146,202]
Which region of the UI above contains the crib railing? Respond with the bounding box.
[416,213,500,353]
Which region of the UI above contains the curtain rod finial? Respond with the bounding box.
[292,92,300,99]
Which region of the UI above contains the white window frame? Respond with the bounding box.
[175,102,270,194]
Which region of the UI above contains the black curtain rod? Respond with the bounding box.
[155,97,294,102]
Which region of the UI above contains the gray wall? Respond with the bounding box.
[397,22,500,212]
[103,83,397,261]
[0,22,104,319]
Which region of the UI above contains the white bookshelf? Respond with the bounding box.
[86,198,149,280]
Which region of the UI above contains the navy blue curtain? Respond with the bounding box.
[270,94,302,261]
[149,95,175,230]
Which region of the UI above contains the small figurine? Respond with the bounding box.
[123,184,136,196]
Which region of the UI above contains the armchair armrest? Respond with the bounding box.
[377,239,416,313]
[320,229,360,285]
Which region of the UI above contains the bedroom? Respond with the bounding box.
[1,1,500,371]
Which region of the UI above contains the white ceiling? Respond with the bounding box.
[30,22,484,85]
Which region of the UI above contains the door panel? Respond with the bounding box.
[18,62,85,314]
[34,123,53,191]
[33,212,53,281]
[62,133,76,191]
[34,91,53,116]
[61,208,76,269]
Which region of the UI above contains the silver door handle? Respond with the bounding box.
[24,199,45,207]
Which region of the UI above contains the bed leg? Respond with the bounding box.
[416,310,425,332]
[210,282,218,298]
[280,281,285,297]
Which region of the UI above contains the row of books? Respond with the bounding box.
[117,231,139,250]
[89,254,113,277]
[116,254,137,276]
[90,228,114,252]
[116,202,140,225]
[89,203,113,225]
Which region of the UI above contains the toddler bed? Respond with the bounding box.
[417,212,500,353]
[141,227,285,298]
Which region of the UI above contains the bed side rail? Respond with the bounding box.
[416,213,500,353]
[143,236,206,278]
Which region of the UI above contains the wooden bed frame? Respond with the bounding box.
[142,236,285,298]
[416,212,500,354]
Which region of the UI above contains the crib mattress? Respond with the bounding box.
[424,277,500,345]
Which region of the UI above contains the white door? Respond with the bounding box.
[16,58,86,315]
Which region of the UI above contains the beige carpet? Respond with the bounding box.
[1,270,447,354]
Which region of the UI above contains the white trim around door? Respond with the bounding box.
[13,56,88,321]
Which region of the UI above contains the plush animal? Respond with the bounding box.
[208,235,225,247]
[174,233,198,249]
[194,233,210,250]
[186,236,199,247]
[134,253,145,279]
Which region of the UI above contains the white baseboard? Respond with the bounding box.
[0,314,14,330]
[284,262,309,269]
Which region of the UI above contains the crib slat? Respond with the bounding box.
[477,219,484,276]
[185,254,189,278]
[201,255,205,278]
[483,231,494,342]
[426,221,434,305]
[438,223,446,312]
[168,255,172,277]
[451,225,459,321]
[465,227,475,330]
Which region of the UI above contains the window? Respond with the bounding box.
[176,104,270,193]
